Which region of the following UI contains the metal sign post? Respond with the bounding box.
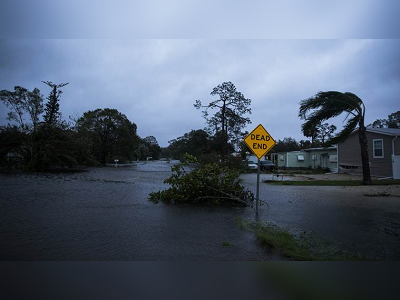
[256,158,260,216]
[243,124,276,218]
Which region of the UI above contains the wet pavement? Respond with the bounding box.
[1,161,399,260]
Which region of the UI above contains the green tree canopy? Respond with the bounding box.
[76,108,139,163]
[165,129,211,160]
[141,136,161,160]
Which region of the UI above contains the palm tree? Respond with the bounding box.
[299,91,372,185]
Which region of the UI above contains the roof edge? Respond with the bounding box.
[366,128,400,136]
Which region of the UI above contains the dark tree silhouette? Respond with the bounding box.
[299,91,372,185]
[141,136,161,160]
[302,122,319,146]
[0,86,44,129]
[76,108,139,163]
[42,81,69,126]
[369,111,400,129]
[316,123,337,144]
[273,137,300,153]
[194,82,251,159]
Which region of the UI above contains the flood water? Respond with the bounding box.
[1,161,399,260]
[0,161,273,260]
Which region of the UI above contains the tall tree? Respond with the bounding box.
[165,129,211,160]
[42,81,69,126]
[143,136,158,146]
[302,122,319,146]
[0,86,44,129]
[302,122,337,146]
[316,123,337,144]
[368,118,387,129]
[76,108,139,163]
[0,82,90,171]
[194,82,251,159]
[369,111,400,129]
[387,111,400,128]
[299,91,372,185]
[142,136,161,160]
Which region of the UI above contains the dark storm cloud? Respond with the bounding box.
[1,40,400,146]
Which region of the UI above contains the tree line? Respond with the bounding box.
[368,111,400,129]
[0,82,161,171]
[161,82,340,161]
[2,80,397,184]
[164,84,398,186]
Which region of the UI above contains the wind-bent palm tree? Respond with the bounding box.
[299,91,372,185]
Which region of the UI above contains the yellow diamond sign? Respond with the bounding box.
[244,124,276,160]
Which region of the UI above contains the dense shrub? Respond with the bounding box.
[149,155,254,206]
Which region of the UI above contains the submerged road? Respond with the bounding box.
[1,161,399,260]
[0,161,272,260]
[242,173,400,260]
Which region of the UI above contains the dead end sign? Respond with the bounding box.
[244,124,276,159]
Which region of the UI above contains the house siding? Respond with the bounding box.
[287,152,310,168]
[277,153,287,168]
[306,149,338,171]
[338,131,395,177]
[394,137,400,156]
[276,149,337,171]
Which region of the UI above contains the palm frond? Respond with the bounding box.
[299,91,362,120]
[326,115,360,146]
[299,91,364,140]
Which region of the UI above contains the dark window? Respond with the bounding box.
[373,139,384,158]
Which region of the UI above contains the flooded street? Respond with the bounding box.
[242,173,400,260]
[1,161,400,260]
[0,161,270,260]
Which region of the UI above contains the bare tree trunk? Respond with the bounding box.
[358,121,372,185]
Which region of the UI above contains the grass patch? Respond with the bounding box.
[263,179,400,186]
[238,219,367,261]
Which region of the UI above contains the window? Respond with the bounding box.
[373,139,384,158]
[312,154,317,161]
[279,155,284,161]
[329,155,337,162]
[297,155,304,161]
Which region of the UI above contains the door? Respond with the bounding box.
[393,156,400,179]
[321,154,328,169]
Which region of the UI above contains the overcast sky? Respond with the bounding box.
[1,40,399,146]
[1,0,400,38]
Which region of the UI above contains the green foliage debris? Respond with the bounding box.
[148,154,254,206]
